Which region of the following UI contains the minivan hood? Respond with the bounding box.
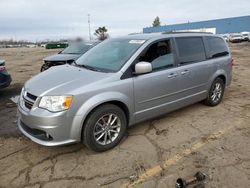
[25,65,111,96]
[43,54,80,62]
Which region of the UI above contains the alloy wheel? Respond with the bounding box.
[211,82,222,103]
[93,113,121,145]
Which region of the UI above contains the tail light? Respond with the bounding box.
[0,66,6,72]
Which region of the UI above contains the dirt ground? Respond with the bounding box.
[0,43,249,188]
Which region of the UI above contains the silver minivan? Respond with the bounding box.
[18,33,232,152]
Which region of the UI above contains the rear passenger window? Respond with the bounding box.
[176,37,206,64]
[206,37,229,58]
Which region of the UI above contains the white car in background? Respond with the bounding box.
[241,32,250,41]
[229,33,243,43]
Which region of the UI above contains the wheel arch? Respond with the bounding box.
[80,100,130,141]
[70,92,133,142]
[84,100,130,126]
[208,70,227,90]
[217,74,226,84]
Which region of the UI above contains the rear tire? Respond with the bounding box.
[82,104,127,152]
[204,78,225,106]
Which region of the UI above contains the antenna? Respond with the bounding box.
[88,14,91,41]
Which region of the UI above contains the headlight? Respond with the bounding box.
[39,96,73,112]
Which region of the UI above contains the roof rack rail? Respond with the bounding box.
[162,31,213,34]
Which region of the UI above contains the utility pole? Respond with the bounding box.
[88,14,91,41]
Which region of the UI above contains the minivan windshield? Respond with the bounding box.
[76,38,146,72]
[61,42,94,54]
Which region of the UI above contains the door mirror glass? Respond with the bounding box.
[135,62,152,74]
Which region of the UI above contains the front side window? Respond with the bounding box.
[206,37,229,58]
[138,40,174,71]
[76,39,145,72]
[176,37,206,64]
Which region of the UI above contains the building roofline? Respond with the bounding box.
[144,15,250,29]
[162,31,213,34]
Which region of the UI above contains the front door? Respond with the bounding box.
[133,39,180,122]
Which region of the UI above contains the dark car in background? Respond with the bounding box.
[41,41,99,71]
[0,60,12,89]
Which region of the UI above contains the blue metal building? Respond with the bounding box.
[143,15,250,34]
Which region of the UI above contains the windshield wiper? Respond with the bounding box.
[72,61,109,72]
[77,64,102,72]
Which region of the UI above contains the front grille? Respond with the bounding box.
[23,92,37,110]
[27,92,37,101]
[24,100,33,109]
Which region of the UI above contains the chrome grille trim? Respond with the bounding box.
[22,91,37,110]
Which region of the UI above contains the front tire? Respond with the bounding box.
[83,104,127,152]
[204,78,225,106]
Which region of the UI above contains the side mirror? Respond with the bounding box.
[135,62,152,74]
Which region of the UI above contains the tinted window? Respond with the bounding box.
[207,37,229,58]
[176,37,206,64]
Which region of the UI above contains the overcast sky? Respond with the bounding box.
[0,0,249,41]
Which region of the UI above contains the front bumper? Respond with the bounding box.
[17,100,80,146]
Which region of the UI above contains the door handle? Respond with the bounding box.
[181,70,189,75]
[168,73,178,78]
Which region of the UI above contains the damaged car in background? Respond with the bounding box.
[41,41,99,71]
[0,59,12,89]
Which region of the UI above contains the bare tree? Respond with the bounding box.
[94,27,109,41]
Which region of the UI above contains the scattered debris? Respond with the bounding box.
[5,95,19,108]
[155,128,168,135]
[129,174,138,182]
[175,171,207,188]
[10,95,19,104]
[5,102,16,108]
